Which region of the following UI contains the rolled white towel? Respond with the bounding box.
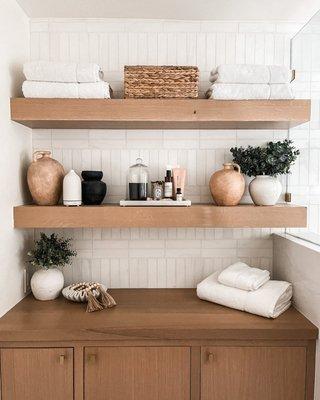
[209,64,294,84]
[197,272,292,319]
[23,61,104,83]
[218,262,270,291]
[22,81,111,99]
[206,83,294,100]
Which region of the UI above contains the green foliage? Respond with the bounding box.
[28,233,77,269]
[230,139,300,177]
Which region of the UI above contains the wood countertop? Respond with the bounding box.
[0,289,317,343]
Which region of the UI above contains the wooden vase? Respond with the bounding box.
[27,151,65,205]
[209,163,245,206]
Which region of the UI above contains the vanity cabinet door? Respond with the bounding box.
[84,346,190,400]
[1,348,73,400]
[201,346,306,400]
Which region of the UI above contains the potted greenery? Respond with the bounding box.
[28,233,77,300]
[230,139,300,206]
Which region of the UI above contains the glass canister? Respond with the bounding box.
[128,158,149,200]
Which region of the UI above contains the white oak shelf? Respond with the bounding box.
[13,204,307,228]
[10,98,310,130]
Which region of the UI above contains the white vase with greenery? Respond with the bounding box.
[28,233,77,301]
[230,139,300,206]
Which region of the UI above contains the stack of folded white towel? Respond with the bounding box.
[197,262,292,318]
[206,64,295,100]
[22,61,111,99]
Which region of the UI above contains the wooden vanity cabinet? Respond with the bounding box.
[84,346,190,400]
[201,346,307,400]
[0,348,73,400]
[0,290,317,400]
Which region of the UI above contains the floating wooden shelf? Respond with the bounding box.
[13,204,307,228]
[11,98,310,130]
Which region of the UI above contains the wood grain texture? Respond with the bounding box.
[0,348,73,400]
[10,98,310,129]
[190,347,201,400]
[0,291,317,343]
[13,204,307,228]
[201,346,306,400]
[84,347,190,400]
[305,341,316,400]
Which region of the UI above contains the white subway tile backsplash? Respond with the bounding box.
[200,22,238,33]
[163,21,201,33]
[130,248,165,258]
[239,22,276,33]
[29,17,298,287]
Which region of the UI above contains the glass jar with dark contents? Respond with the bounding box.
[128,158,149,200]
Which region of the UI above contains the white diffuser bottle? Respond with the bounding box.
[63,170,82,206]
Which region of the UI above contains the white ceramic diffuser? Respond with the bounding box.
[63,169,82,206]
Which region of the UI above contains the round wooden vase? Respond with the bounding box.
[27,151,65,205]
[209,163,245,206]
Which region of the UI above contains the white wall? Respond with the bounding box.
[274,234,320,400]
[29,18,303,287]
[0,0,32,317]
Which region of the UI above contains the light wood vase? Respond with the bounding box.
[209,163,245,206]
[27,151,65,205]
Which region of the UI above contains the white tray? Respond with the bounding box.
[120,199,192,207]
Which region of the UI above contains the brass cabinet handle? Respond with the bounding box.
[88,354,96,364]
[207,351,214,362]
[59,354,65,365]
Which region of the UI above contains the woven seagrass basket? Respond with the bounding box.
[124,65,199,99]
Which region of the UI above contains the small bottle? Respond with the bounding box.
[164,167,173,198]
[176,188,183,202]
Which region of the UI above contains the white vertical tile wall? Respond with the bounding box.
[30,18,302,287]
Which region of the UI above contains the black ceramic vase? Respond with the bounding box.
[81,171,107,205]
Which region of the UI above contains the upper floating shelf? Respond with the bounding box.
[10,98,310,130]
[14,204,307,228]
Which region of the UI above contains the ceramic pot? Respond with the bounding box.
[249,175,282,206]
[209,163,245,206]
[31,268,64,301]
[27,151,65,205]
[81,171,107,205]
[63,170,82,206]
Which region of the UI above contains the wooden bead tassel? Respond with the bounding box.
[86,289,104,313]
[98,286,117,309]
[72,282,116,313]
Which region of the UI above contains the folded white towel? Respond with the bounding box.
[218,262,270,291]
[206,83,294,100]
[22,81,111,99]
[209,64,294,84]
[23,61,104,83]
[197,272,292,319]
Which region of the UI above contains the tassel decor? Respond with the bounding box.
[98,285,117,308]
[63,281,116,313]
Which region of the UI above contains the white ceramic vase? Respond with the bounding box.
[249,175,282,206]
[63,169,82,206]
[31,268,64,301]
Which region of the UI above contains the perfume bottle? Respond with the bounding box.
[164,166,173,198]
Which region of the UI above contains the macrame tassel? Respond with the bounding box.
[98,286,117,308]
[86,289,104,313]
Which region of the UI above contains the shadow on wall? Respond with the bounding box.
[20,150,32,204]
[9,62,24,98]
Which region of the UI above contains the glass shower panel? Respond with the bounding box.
[289,11,320,243]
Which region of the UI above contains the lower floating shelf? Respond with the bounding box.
[13,204,307,228]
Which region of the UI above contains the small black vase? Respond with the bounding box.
[81,171,107,205]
